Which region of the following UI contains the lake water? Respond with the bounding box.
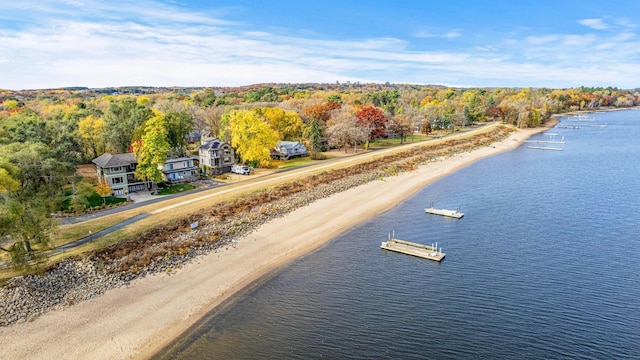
[156,110,640,359]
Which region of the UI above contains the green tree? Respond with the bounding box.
[133,112,171,185]
[104,98,153,153]
[0,146,62,269]
[225,109,279,166]
[164,111,193,157]
[304,115,324,153]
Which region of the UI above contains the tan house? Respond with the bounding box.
[198,138,235,175]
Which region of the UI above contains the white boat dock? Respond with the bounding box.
[381,235,445,262]
[425,205,463,219]
[527,145,563,151]
[524,140,565,144]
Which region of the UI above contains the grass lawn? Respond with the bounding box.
[272,156,317,169]
[156,183,197,195]
[61,192,128,211]
[369,134,429,147]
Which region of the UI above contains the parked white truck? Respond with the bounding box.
[231,164,251,175]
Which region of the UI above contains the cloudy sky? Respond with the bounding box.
[1,0,639,90]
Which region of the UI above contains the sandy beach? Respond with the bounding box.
[0,126,547,360]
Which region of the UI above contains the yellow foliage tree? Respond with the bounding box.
[258,107,303,141]
[133,111,171,185]
[226,109,279,166]
[95,181,113,205]
[77,115,106,159]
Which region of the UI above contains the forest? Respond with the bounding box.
[1,83,638,267]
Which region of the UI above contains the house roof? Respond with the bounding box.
[278,141,302,149]
[92,153,136,168]
[165,156,198,163]
[198,138,227,150]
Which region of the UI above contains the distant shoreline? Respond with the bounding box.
[0,121,557,360]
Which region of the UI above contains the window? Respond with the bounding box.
[184,161,189,167]
[167,163,174,170]
[110,166,122,173]
[223,147,230,155]
[223,157,231,163]
[112,176,124,184]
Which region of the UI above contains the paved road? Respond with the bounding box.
[57,124,494,247]
[58,213,151,250]
[58,181,223,225]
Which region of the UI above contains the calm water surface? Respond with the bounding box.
[157,110,640,359]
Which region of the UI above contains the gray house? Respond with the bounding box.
[198,138,235,175]
[161,156,199,184]
[92,153,152,196]
[271,141,307,160]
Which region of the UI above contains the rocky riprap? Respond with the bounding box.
[0,126,513,327]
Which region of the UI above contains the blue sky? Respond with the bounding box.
[1,0,639,90]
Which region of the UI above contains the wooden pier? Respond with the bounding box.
[425,206,463,218]
[381,237,445,261]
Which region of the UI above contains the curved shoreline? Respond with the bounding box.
[0,125,550,360]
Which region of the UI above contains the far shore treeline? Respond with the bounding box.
[0,83,638,267]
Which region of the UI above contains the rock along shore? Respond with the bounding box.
[0,125,519,328]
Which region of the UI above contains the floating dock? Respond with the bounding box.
[527,145,563,151]
[425,206,464,218]
[524,140,566,144]
[381,237,445,261]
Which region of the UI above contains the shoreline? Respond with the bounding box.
[0,125,551,360]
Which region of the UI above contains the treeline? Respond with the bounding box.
[0,84,638,266]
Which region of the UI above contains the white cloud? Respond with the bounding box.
[1,1,640,89]
[578,18,608,30]
[414,30,461,39]
[526,35,558,45]
[443,31,461,39]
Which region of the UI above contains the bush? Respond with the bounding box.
[310,152,327,160]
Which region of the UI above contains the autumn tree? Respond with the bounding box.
[224,109,279,166]
[419,119,432,135]
[327,110,369,153]
[387,113,413,144]
[259,107,303,141]
[355,106,388,140]
[95,181,113,205]
[133,112,171,187]
[77,114,106,160]
[301,102,341,124]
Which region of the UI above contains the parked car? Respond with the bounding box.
[231,164,251,175]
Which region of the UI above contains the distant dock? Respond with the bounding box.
[524,140,565,144]
[425,205,463,219]
[527,145,563,151]
[381,236,445,262]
